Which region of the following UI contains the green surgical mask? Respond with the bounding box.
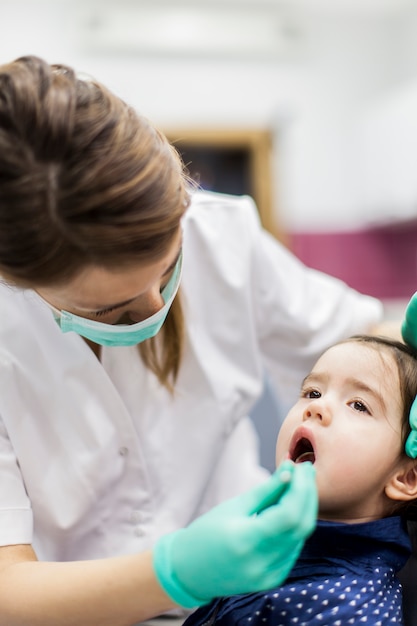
[39,254,182,347]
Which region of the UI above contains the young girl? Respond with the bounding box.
[184,335,417,626]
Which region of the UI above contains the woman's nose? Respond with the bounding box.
[127,288,164,323]
[303,400,331,425]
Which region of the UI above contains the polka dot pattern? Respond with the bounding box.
[239,568,402,625]
[184,516,411,626]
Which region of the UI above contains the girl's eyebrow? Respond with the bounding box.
[301,372,327,387]
[90,246,183,314]
[302,371,387,412]
[344,377,387,412]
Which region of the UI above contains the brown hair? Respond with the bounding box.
[0,55,192,387]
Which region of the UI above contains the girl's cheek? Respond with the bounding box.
[275,432,290,464]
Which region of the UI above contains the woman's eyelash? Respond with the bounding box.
[92,306,117,318]
[91,279,169,318]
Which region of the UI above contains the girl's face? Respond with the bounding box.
[276,342,410,523]
[36,229,182,326]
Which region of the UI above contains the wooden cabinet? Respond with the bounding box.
[164,128,285,243]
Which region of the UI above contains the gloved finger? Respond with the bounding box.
[220,460,296,517]
[255,462,317,539]
[401,292,417,347]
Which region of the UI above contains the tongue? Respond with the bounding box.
[295,452,315,464]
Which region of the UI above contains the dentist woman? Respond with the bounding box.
[0,55,382,624]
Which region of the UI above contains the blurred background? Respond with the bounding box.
[4,0,417,468]
[3,0,417,308]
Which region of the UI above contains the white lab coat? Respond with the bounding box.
[0,191,382,561]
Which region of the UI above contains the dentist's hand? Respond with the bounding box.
[399,295,417,458]
[153,460,317,608]
[401,292,417,349]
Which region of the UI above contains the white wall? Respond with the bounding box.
[1,0,417,231]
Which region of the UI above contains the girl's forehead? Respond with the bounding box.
[315,341,398,380]
[313,342,404,422]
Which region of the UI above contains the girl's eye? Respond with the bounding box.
[303,389,321,399]
[349,400,369,414]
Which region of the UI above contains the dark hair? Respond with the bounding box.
[342,335,417,522]
[0,55,192,387]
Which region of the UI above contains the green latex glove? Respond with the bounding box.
[153,460,317,608]
[401,292,417,349]
[405,396,417,459]
[401,294,417,457]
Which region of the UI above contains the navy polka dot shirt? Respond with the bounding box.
[184,516,411,626]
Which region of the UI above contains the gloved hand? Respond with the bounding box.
[401,294,417,457]
[406,396,417,458]
[401,292,417,349]
[153,460,317,608]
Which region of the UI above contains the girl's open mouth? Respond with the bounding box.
[289,431,316,464]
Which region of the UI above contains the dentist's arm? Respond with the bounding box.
[0,461,317,625]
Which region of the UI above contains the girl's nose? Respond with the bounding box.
[303,400,331,425]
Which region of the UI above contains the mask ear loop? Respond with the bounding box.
[406,396,417,459]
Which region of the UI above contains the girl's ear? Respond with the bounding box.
[385,461,417,502]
